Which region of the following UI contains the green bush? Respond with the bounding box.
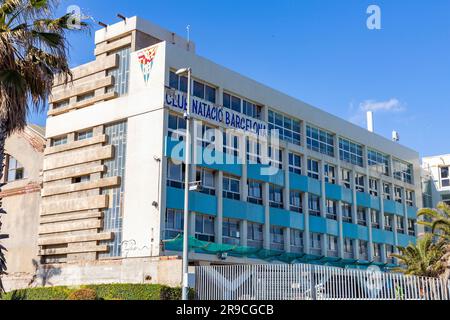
[1,284,186,301]
[67,288,97,300]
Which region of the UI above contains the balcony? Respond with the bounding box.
[326,214,337,221]
[327,250,338,258]
[342,216,353,223]
[344,252,354,259]
[372,222,380,229]
[271,243,284,251]
[359,254,368,261]
[358,220,367,227]
[247,239,263,249]
[310,248,322,256]
[290,246,303,254]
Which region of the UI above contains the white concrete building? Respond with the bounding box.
[422,154,450,208]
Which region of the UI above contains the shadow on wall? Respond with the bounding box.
[28,259,61,288]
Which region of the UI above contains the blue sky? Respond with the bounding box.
[29,0,450,157]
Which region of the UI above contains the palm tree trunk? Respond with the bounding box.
[0,120,8,295]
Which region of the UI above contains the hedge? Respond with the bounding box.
[0,284,188,300]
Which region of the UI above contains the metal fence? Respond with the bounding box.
[195,264,450,300]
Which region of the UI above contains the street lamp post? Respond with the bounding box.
[176,67,192,300]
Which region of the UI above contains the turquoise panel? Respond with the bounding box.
[326,219,339,237]
[165,137,184,161]
[384,200,396,214]
[372,229,395,245]
[325,183,342,201]
[307,178,322,196]
[223,198,265,224]
[247,164,285,186]
[356,192,371,208]
[356,225,369,241]
[341,188,353,203]
[407,206,417,219]
[270,207,304,230]
[310,215,327,234]
[369,196,381,210]
[395,202,405,216]
[166,187,217,216]
[342,222,358,239]
[289,173,308,192]
[398,234,416,247]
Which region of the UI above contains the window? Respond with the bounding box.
[269,184,283,208]
[342,203,353,223]
[169,70,188,93]
[53,99,69,109]
[369,178,378,196]
[310,233,322,254]
[371,210,381,229]
[223,92,241,113]
[77,91,95,102]
[397,216,405,234]
[394,186,403,204]
[246,138,261,164]
[386,245,394,263]
[406,190,414,207]
[308,159,320,180]
[168,113,187,141]
[5,155,25,182]
[108,46,131,96]
[248,180,263,205]
[193,80,216,104]
[357,208,367,226]
[268,110,301,146]
[290,191,303,213]
[408,219,416,236]
[243,100,262,120]
[247,222,263,248]
[326,200,337,220]
[343,238,354,258]
[355,174,365,193]
[72,175,90,184]
[164,208,184,240]
[440,166,450,188]
[290,229,303,253]
[327,235,338,256]
[196,123,217,149]
[223,219,240,245]
[306,125,334,157]
[270,226,284,251]
[76,130,93,141]
[223,132,240,157]
[167,160,184,189]
[359,240,368,260]
[384,214,393,231]
[196,168,215,196]
[51,136,67,147]
[268,147,283,170]
[324,164,336,184]
[288,153,302,175]
[195,215,215,242]
[339,138,363,167]
[373,243,382,261]
[393,159,413,184]
[341,169,351,189]
[383,183,391,200]
[223,175,240,200]
[308,194,321,217]
[368,149,390,176]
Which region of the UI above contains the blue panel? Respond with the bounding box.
[395,202,405,216]
[356,192,371,208]
[166,187,217,216]
[310,216,327,234]
[248,164,285,186]
[165,137,184,161]
[341,188,353,203]
[372,229,395,245]
[407,206,417,219]
[289,173,308,192]
[223,198,265,224]
[356,225,369,241]
[270,207,304,230]
[398,234,415,247]
[342,222,358,239]
[325,183,342,201]
[326,219,339,236]
[369,196,381,210]
[307,178,322,196]
[384,200,396,214]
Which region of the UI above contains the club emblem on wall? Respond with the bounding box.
[138,46,158,85]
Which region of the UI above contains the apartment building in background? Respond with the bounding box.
[422,155,450,208]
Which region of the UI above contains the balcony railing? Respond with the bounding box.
[326,214,337,220]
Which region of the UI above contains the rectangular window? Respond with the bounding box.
[53,99,69,109]
[397,216,405,234]
[196,123,217,149]
[394,186,403,204]
[269,184,284,208]
[368,149,390,176]
[290,229,303,253]
[288,152,302,175]
[327,235,338,256]
[383,183,391,200]
[223,175,241,200]
[406,190,414,207]
[408,219,416,236]
[195,215,215,242]
[6,155,25,182]
[342,203,353,223]
[193,80,216,104]
[268,110,301,146]
[51,136,67,147]
[167,160,184,189]
[242,100,262,120]
[343,238,354,258]
[223,132,240,157]
[108,47,131,96]
[357,208,367,226]
[306,125,335,157]
[77,91,95,103]
[248,180,263,205]
[246,138,261,164]
[247,222,263,248]
[222,218,240,245]
[76,129,93,141]
[339,138,364,167]
[307,159,320,180]
[386,245,394,263]
[369,178,378,196]
[164,208,184,240]
[341,169,351,189]
[310,233,322,255]
[308,194,321,217]
[384,214,393,231]
[359,240,368,260]
[72,175,90,184]
[393,159,413,184]
[290,191,303,213]
[270,226,284,251]
[268,147,283,170]
[223,92,241,113]
[326,200,337,220]
[196,168,215,196]
[373,243,382,260]
[169,70,188,93]
[440,166,450,188]
[168,113,187,141]
[371,209,381,229]
[355,174,365,193]
[324,164,336,184]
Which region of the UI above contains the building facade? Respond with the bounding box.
[1,125,45,290]
[422,155,450,208]
[39,16,421,278]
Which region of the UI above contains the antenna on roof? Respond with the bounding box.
[98,21,108,29]
[117,14,127,23]
[186,25,191,51]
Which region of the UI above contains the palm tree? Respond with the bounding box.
[418,202,450,280]
[391,233,446,278]
[0,0,87,294]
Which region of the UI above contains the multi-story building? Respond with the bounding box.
[36,16,421,285]
[422,155,450,207]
